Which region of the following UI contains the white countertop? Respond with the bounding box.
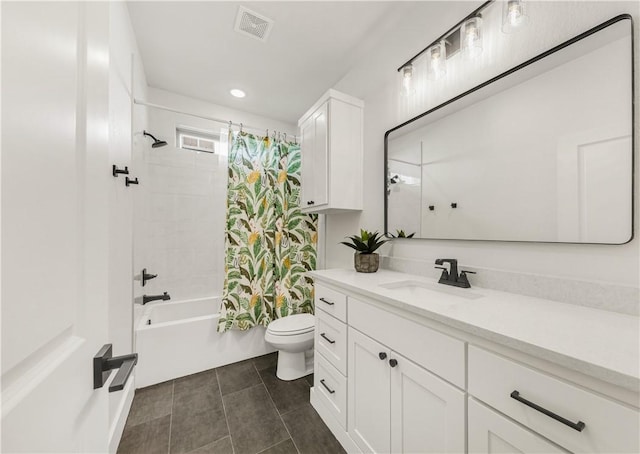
[309,268,640,392]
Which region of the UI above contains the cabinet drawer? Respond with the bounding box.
[315,283,347,322]
[468,397,567,453]
[468,346,640,453]
[348,297,465,388]
[314,352,347,429]
[315,308,347,375]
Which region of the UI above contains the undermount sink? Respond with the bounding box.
[379,280,484,300]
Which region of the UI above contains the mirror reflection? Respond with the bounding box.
[385,18,633,244]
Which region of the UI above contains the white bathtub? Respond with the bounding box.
[135,296,275,388]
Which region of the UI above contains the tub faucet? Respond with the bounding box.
[142,292,170,305]
[434,259,476,289]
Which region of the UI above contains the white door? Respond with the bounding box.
[2,3,117,452]
[348,328,391,454]
[390,352,465,453]
[468,398,568,454]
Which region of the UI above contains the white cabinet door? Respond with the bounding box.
[311,102,328,206]
[300,102,328,209]
[348,328,391,454]
[2,3,114,452]
[469,398,568,454]
[300,113,316,208]
[390,352,465,453]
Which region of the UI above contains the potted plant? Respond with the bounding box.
[340,229,388,273]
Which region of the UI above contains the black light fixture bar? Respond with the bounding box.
[396,0,494,72]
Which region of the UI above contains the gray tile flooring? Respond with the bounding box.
[117,353,345,454]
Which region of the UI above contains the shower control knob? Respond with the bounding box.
[379,352,387,360]
[389,359,398,368]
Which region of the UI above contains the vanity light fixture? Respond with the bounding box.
[396,1,492,81]
[427,40,447,80]
[461,15,483,57]
[503,0,528,33]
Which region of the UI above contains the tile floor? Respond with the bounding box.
[117,353,345,454]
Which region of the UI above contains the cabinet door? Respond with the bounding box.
[300,114,315,207]
[469,398,568,454]
[311,101,328,206]
[348,328,391,454]
[390,352,465,453]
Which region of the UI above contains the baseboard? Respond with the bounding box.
[310,387,360,453]
[108,376,135,454]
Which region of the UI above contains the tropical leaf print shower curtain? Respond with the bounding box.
[218,131,317,332]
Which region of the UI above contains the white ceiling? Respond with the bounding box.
[127,1,401,123]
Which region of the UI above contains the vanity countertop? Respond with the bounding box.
[309,268,640,392]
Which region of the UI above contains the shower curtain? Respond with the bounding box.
[218,131,317,332]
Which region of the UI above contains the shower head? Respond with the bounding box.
[143,130,168,148]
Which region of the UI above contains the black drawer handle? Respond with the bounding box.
[319,297,334,306]
[320,379,335,394]
[510,390,586,432]
[320,333,335,344]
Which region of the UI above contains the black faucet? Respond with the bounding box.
[434,259,476,289]
[142,292,170,305]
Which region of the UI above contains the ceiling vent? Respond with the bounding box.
[234,6,273,42]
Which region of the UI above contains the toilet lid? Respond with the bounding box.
[267,313,314,335]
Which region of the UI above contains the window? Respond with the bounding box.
[176,127,219,153]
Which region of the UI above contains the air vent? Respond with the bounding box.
[234,6,273,42]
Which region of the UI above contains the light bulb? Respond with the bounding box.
[428,41,446,80]
[402,64,414,95]
[502,0,528,33]
[462,15,483,57]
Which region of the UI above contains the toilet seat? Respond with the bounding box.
[267,313,314,336]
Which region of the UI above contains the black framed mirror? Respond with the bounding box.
[384,15,634,244]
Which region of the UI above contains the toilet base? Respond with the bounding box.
[276,349,314,381]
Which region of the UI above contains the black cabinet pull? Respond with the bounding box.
[125,176,139,187]
[319,297,334,306]
[320,333,335,344]
[379,352,387,360]
[389,359,398,368]
[112,165,129,177]
[510,390,586,432]
[320,379,335,394]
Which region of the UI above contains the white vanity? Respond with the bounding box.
[309,269,639,454]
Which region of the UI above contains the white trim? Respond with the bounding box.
[108,375,135,454]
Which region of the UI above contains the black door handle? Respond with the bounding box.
[93,344,138,393]
[510,390,586,432]
[319,297,334,306]
[320,333,335,344]
[320,379,335,394]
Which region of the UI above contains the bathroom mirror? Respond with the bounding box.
[385,16,634,244]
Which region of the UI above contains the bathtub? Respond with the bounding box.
[135,296,275,388]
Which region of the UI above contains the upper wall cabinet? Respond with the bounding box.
[298,89,364,214]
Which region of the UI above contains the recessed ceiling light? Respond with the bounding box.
[230,89,246,98]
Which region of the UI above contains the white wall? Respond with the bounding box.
[327,1,640,287]
[133,88,295,312]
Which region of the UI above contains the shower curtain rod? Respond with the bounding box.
[133,98,296,138]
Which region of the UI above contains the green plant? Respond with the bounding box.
[388,229,415,238]
[340,229,389,254]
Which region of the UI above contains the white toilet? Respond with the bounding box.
[265,313,315,381]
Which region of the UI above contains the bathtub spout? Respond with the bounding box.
[141,292,170,305]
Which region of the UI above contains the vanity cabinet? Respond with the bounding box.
[348,327,465,454]
[298,89,363,214]
[309,270,640,454]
